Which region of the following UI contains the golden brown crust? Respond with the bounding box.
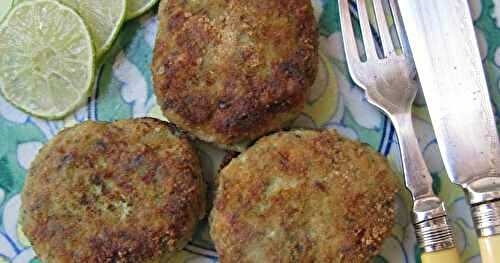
[152,0,318,145]
[21,118,206,263]
[210,129,399,263]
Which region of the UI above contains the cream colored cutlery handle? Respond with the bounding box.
[479,235,500,263]
[421,247,460,263]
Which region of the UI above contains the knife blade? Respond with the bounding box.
[397,0,500,240]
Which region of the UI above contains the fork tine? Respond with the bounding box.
[388,0,411,57]
[373,0,395,56]
[339,0,362,66]
[356,0,378,60]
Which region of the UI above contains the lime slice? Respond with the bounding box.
[126,0,159,20]
[0,0,95,119]
[0,0,13,22]
[10,0,29,7]
[58,0,127,58]
[11,0,126,57]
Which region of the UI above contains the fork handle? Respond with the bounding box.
[422,247,461,263]
[390,112,434,198]
[391,112,458,254]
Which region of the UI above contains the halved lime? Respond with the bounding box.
[0,0,13,22]
[58,0,127,58]
[0,0,95,119]
[126,0,159,20]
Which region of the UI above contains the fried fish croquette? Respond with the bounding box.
[21,118,206,263]
[210,129,399,263]
[152,0,318,146]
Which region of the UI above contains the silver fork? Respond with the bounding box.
[339,0,459,257]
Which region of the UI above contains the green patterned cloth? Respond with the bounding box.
[0,0,499,262]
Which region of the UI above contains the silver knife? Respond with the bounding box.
[398,0,500,261]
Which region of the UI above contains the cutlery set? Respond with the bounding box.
[339,0,500,262]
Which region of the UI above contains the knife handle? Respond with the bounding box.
[421,247,460,263]
[471,199,500,262]
[479,235,500,263]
